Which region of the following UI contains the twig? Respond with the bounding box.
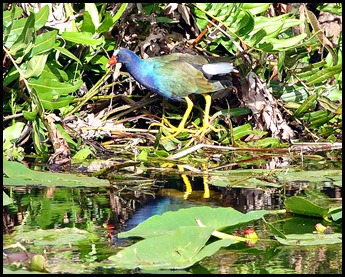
[169,142,342,160]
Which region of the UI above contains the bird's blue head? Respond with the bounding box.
[107,48,137,67]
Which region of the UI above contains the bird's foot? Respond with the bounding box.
[184,127,208,147]
[184,120,221,147]
[149,118,198,140]
[149,117,177,130]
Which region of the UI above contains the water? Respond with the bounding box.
[3,152,342,274]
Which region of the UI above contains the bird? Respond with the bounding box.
[107,48,235,143]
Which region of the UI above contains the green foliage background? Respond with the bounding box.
[3,3,342,162]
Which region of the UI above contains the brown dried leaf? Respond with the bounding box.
[242,72,295,141]
[65,110,124,140]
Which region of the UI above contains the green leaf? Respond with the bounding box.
[248,29,267,46]
[97,11,115,33]
[61,31,104,47]
[55,123,79,149]
[3,122,25,150]
[305,64,342,86]
[3,191,13,206]
[284,196,330,219]
[151,149,169,158]
[317,3,342,15]
[232,123,266,140]
[264,221,287,239]
[34,4,49,30]
[275,233,342,246]
[137,148,150,161]
[330,208,342,221]
[236,10,254,37]
[28,71,83,96]
[251,15,286,37]
[3,158,110,187]
[64,3,77,32]
[9,12,35,56]
[81,11,96,34]
[118,206,267,239]
[260,33,307,51]
[3,6,23,27]
[54,46,82,65]
[4,17,27,49]
[300,110,335,129]
[27,69,81,110]
[112,3,128,24]
[109,226,234,270]
[242,3,271,15]
[40,95,75,110]
[71,147,94,163]
[20,53,49,78]
[84,3,100,29]
[23,109,39,121]
[31,30,57,56]
[317,95,342,113]
[15,227,100,246]
[294,93,318,117]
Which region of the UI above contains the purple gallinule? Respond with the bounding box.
[107,48,234,141]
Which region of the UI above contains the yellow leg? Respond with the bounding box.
[161,96,194,140]
[149,96,200,138]
[149,117,177,131]
[200,93,212,138]
[185,93,212,147]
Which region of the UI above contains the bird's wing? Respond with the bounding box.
[151,53,208,66]
[152,60,215,99]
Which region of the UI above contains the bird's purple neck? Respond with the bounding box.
[118,50,157,93]
[119,50,142,76]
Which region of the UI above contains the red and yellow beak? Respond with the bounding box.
[106,55,117,68]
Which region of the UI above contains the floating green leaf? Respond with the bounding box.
[275,233,342,246]
[3,158,110,187]
[15,227,100,246]
[119,206,267,239]
[284,196,330,220]
[109,226,235,270]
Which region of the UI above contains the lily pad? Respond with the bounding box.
[14,227,100,247]
[118,206,267,239]
[109,226,235,269]
[275,233,342,245]
[284,196,330,220]
[3,158,110,187]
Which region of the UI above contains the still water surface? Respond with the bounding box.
[3,153,342,274]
